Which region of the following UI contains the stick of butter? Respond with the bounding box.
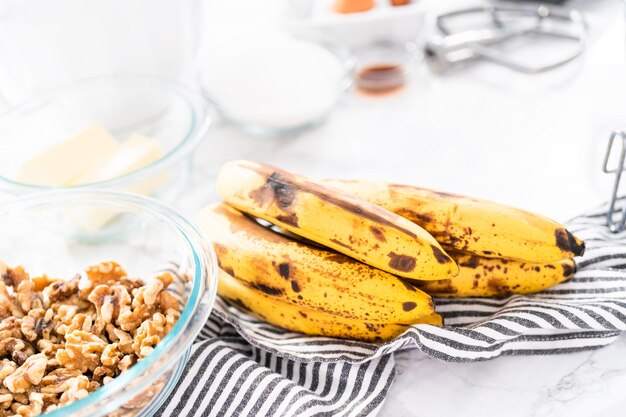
[16,124,120,186]
[74,134,163,185]
[71,134,166,231]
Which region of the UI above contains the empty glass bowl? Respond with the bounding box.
[0,75,212,202]
[0,190,218,417]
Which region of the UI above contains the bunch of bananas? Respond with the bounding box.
[197,160,584,342]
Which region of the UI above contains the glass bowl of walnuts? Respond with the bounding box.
[0,189,218,417]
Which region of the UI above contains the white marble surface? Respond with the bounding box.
[384,335,626,417]
[2,0,626,416]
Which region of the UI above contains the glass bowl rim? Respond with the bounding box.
[0,189,218,416]
[0,74,213,194]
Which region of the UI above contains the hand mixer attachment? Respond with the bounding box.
[425,2,588,74]
[602,131,626,233]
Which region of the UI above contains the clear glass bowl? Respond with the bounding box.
[199,30,354,137]
[354,40,420,95]
[0,190,218,417]
[0,75,212,203]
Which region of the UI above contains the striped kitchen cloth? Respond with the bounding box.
[156,314,395,417]
[156,201,626,416]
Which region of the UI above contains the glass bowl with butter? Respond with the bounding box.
[0,189,218,417]
[0,75,212,201]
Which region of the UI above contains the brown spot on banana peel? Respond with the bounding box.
[430,245,454,265]
[388,252,417,272]
[486,278,512,297]
[555,229,585,257]
[277,263,290,279]
[324,253,352,264]
[395,208,434,226]
[248,172,297,210]
[369,226,387,242]
[248,184,274,207]
[418,279,458,294]
[458,256,480,269]
[251,283,284,296]
[269,172,298,209]
[561,260,576,278]
[276,213,299,227]
[402,302,417,311]
[364,323,379,333]
[290,280,301,293]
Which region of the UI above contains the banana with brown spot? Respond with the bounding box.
[218,268,443,342]
[198,203,436,324]
[216,160,458,280]
[412,252,576,297]
[324,179,585,264]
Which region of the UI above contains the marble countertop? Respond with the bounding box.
[385,334,626,417]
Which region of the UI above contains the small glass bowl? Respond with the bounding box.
[199,30,354,137]
[0,190,218,417]
[354,40,420,95]
[0,75,212,202]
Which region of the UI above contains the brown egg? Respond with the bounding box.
[333,0,375,14]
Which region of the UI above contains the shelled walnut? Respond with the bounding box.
[0,261,179,417]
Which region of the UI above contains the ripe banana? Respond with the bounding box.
[413,252,576,297]
[218,268,443,342]
[216,160,458,280]
[323,179,585,264]
[197,203,436,324]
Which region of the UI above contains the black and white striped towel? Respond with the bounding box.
[157,202,626,416]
